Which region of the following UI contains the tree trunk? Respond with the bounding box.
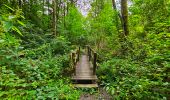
[53,0,57,37]
[112,0,122,32]
[56,0,60,24]
[67,0,69,14]
[112,0,116,9]
[63,2,66,28]
[48,0,50,28]
[121,0,129,36]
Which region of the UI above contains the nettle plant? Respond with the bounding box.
[0,5,25,35]
[0,5,25,66]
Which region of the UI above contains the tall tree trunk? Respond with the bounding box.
[112,0,122,21]
[112,0,121,32]
[47,0,50,28]
[56,0,60,24]
[53,0,57,37]
[66,0,69,14]
[112,0,116,9]
[121,0,129,36]
[63,2,66,28]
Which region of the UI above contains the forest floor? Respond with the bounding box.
[80,88,112,100]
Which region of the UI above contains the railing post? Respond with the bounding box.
[87,46,89,61]
[72,52,76,75]
[77,47,80,62]
[93,52,97,75]
[88,47,91,61]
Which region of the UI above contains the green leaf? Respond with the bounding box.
[12,26,22,36]
[17,20,25,27]
[106,86,109,91]
[111,88,115,95]
[3,21,13,32]
[0,39,5,43]
[20,15,25,19]
[6,32,15,43]
[3,4,14,11]
[0,16,2,21]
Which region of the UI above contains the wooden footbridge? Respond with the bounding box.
[70,46,98,88]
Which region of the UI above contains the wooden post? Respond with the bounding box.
[72,52,76,75]
[87,46,90,61]
[69,53,72,68]
[89,47,91,61]
[77,47,80,61]
[93,52,97,75]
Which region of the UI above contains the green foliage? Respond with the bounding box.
[35,79,80,100]
[78,88,98,95]
[50,36,71,55]
[87,1,119,51]
[0,65,80,99]
[92,0,170,99]
[0,4,80,99]
[1,0,170,99]
[60,6,88,46]
[0,66,36,99]
[98,58,169,99]
[0,5,25,36]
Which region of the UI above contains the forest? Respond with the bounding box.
[0,0,170,99]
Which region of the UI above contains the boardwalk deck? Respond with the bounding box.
[71,54,98,88]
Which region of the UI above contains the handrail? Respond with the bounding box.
[70,46,98,76]
[70,47,80,75]
[86,45,98,75]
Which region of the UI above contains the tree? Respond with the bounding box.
[121,0,129,36]
[112,0,122,32]
[53,0,57,36]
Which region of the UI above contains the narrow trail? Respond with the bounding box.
[70,47,112,100]
[79,88,112,100]
[71,48,98,88]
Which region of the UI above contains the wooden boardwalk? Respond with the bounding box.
[71,53,98,88]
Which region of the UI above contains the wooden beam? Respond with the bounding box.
[73,84,98,88]
[72,52,76,75]
[72,75,98,80]
[77,47,80,62]
[93,52,97,75]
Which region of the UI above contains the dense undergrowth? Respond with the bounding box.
[0,5,81,99]
[96,30,170,99]
[92,1,170,99]
[1,0,170,100]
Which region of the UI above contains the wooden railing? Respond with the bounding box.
[87,45,98,75]
[70,46,99,76]
[70,47,80,75]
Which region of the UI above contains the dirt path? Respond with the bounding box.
[79,88,112,100]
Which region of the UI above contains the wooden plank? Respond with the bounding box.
[72,75,98,80]
[75,55,93,76]
[73,84,98,88]
[71,53,99,88]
